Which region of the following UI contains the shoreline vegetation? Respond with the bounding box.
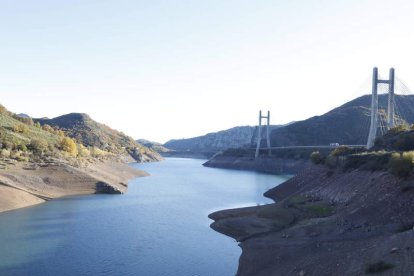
[0,104,160,213]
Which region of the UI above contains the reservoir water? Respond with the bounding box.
[0,158,290,276]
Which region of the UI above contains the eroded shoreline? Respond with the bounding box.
[0,160,148,213]
[210,165,414,275]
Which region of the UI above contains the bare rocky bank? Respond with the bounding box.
[210,165,414,275]
[0,159,147,213]
[203,155,310,175]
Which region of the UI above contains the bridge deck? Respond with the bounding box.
[250,145,366,150]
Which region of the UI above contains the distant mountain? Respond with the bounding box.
[36,113,162,162]
[164,125,282,153]
[137,139,171,153]
[16,113,30,118]
[269,94,414,147]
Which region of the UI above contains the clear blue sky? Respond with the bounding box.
[1,0,414,143]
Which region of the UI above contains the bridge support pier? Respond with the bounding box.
[367,67,395,149]
[255,110,271,159]
[387,68,395,129]
[367,68,379,149]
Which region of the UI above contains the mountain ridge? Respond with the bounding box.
[164,125,283,153]
[269,94,414,147]
[36,113,162,162]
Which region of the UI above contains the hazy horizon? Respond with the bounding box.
[1,0,414,143]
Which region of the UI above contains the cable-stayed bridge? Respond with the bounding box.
[253,67,413,158]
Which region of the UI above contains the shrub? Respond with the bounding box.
[90,147,106,157]
[0,105,7,114]
[331,146,351,157]
[42,124,54,132]
[0,149,10,158]
[77,144,90,157]
[389,152,414,177]
[310,151,323,164]
[10,150,21,159]
[344,152,391,171]
[2,140,14,150]
[12,124,29,134]
[393,133,414,151]
[17,144,28,152]
[29,139,49,155]
[55,129,65,137]
[60,137,78,157]
[389,125,409,135]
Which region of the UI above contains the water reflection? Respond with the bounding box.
[0,158,291,276]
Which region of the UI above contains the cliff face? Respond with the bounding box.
[210,165,414,275]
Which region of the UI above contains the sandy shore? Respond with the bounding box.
[0,160,148,213]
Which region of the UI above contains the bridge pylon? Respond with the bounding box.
[367,67,395,149]
[255,110,271,159]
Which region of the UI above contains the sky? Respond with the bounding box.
[1,0,414,143]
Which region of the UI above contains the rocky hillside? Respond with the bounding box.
[137,139,171,153]
[165,125,281,153]
[204,95,414,174]
[211,164,414,275]
[210,127,414,275]
[270,94,414,146]
[36,113,162,162]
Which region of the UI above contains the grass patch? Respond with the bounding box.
[287,195,310,207]
[286,196,335,218]
[300,203,335,217]
[257,205,295,226]
[365,261,395,274]
[344,152,391,171]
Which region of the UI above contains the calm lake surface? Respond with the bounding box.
[0,158,290,276]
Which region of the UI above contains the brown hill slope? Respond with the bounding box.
[36,113,162,162]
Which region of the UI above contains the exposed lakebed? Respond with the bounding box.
[0,158,290,276]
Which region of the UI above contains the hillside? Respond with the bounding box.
[270,94,414,147]
[164,125,281,153]
[210,164,414,275]
[0,104,150,213]
[209,128,414,275]
[137,139,171,153]
[0,106,69,162]
[204,94,414,174]
[36,113,162,162]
